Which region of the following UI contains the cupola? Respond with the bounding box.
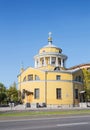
[34,32,67,70]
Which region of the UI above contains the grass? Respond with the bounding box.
[0,109,90,117]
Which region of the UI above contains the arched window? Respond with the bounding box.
[35,75,40,80]
[28,74,33,81]
[75,76,82,82]
[23,76,26,82]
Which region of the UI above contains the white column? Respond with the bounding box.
[56,57,58,66]
[44,57,46,66]
[35,59,37,68]
[50,56,52,65]
[38,58,40,67]
[61,59,64,67]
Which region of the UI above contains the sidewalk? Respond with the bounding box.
[0,105,90,112]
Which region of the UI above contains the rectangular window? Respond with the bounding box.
[51,57,56,65]
[58,58,61,65]
[56,88,61,99]
[42,58,44,65]
[28,74,33,81]
[34,88,39,99]
[56,75,61,80]
[75,89,78,99]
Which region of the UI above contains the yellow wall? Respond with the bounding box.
[19,81,45,103]
[46,72,73,80]
[18,63,85,106]
[46,81,73,105]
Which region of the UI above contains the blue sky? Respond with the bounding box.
[0,0,90,87]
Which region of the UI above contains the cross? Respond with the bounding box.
[48,32,52,37]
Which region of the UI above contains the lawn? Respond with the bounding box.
[0,109,90,117]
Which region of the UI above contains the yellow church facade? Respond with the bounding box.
[18,33,90,108]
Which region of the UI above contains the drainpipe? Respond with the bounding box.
[45,71,47,106]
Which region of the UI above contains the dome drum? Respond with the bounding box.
[34,55,67,68]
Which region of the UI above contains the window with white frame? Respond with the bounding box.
[56,75,61,80]
[34,88,39,99]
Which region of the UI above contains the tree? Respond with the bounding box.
[82,68,90,101]
[7,82,18,103]
[0,83,7,104]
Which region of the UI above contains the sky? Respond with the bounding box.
[0,0,90,88]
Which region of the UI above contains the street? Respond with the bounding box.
[0,115,90,130]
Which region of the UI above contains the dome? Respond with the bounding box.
[39,32,62,54]
[39,45,62,54]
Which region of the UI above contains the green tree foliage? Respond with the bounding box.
[7,82,18,102]
[82,68,90,101]
[18,90,22,103]
[0,83,7,104]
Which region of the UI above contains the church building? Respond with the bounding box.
[18,32,90,108]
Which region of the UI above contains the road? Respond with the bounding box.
[0,115,90,130]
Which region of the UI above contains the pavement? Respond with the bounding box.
[0,104,90,112]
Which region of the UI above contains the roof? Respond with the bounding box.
[67,63,90,70]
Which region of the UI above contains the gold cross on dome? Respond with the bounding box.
[48,32,52,37]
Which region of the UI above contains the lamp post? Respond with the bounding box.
[10,95,14,110]
[0,86,2,105]
[0,86,1,105]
